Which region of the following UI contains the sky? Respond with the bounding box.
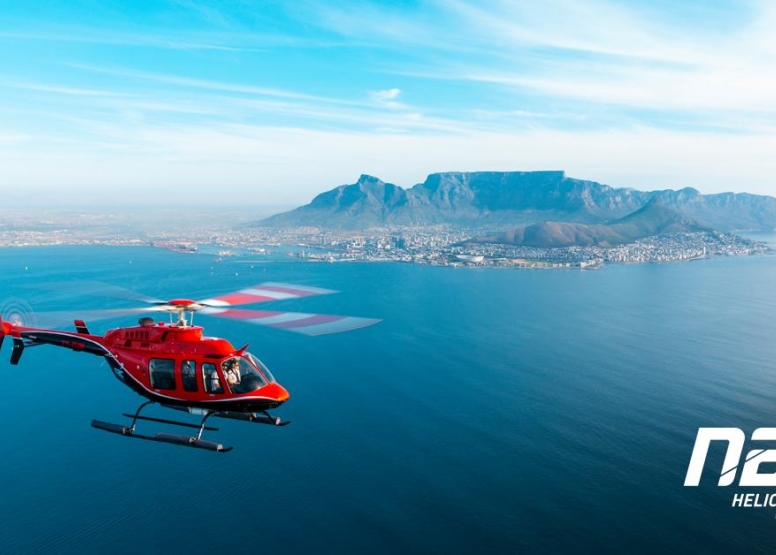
[1,0,776,206]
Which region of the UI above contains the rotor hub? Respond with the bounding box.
[168,299,197,307]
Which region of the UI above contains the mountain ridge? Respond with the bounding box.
[472,198,712,248]
[256,171,776,232]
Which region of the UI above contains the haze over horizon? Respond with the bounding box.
[2,1,776,207]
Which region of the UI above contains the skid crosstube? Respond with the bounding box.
[120,413,220,431]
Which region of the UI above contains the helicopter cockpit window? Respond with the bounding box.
[149,358,176,390]
[221,356,267,394]
[245,352,276,383]
[203,362,223,394]
[182,360,197,392]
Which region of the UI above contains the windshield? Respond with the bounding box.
[245,352,276,383]
[221,355,267,394]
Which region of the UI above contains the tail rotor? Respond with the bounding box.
[0,314,25,364]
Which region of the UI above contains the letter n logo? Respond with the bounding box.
[684,428,745,486]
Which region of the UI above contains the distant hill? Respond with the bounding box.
[255,171,776,232]
[472,198,710,248]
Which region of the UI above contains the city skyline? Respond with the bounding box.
[2,0,775,206]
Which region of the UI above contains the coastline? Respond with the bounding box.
[0,229,769,269]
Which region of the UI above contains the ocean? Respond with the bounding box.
[1,243,776,554]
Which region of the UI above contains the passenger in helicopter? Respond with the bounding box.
[209,369,221,393]
[182,361,197,391]
[204,363,222,394]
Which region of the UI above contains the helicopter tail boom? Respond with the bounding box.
[0,315,109,366]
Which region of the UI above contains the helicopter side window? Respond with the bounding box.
[149,358,176,390]
[203,363,223,394]
[182,360,197,392]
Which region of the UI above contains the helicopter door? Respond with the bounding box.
[203,362,224,394]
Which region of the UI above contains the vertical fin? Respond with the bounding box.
[10,337,24,365]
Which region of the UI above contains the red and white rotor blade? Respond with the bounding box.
[199,307,380,336]
[198,282,338,307]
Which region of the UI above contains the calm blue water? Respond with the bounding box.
[1,245,776,554]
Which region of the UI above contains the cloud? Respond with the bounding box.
[71,64,354,105]
[2,122,775,207]
[4,69,463,136]
[0,29,244,51]
[1,80,130,97]
[170,0,232,28]
[368,88,406,109]
[306,0,776,130]
[2,0,776,204]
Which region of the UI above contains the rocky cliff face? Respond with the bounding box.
[295,175,410,228]
[256,172,776,232]
[477,198,711,248]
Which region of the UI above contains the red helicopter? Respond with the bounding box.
[0,282,379,452]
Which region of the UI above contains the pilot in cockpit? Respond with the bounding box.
[223,358,241,387]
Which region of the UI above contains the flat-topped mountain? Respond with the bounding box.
[256,171,776,231]
[472,198,711,248]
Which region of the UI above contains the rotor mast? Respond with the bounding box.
[164,299,206,327]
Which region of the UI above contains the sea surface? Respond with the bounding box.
[1,242,776,554]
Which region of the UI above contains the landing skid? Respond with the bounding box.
[91,401,232,452]
[91,401,289,452]
[91,420,231,452]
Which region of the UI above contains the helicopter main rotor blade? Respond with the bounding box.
[34,281,166,305]
[198,282,338,307]
[28,308,157,329]
[18,281,379,334]
[199,307,381,336]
